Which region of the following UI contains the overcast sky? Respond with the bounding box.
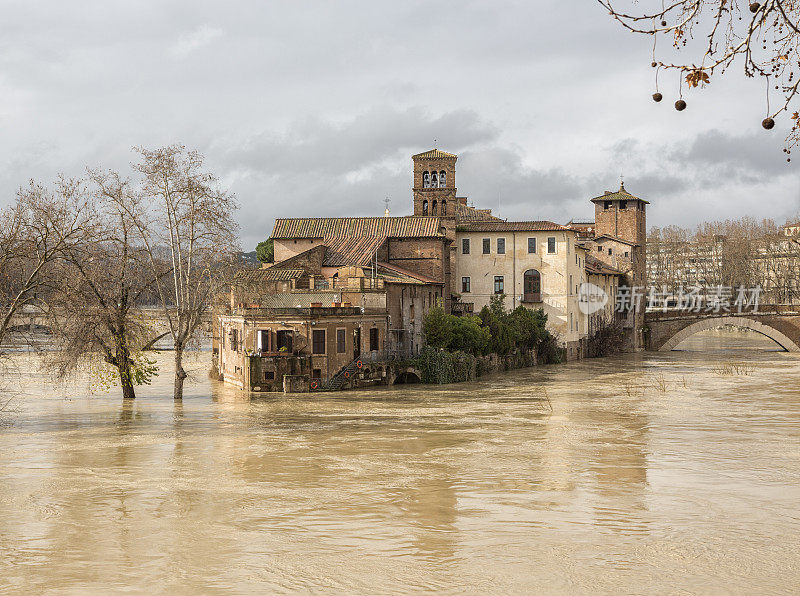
[1,0,798,250]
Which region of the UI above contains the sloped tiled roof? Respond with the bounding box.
[272,217,444,239]
[590,184,650,204]
[323,235,385,267]
[412,149,457,159]
[594,234,639,246]
[456,221,570,232]
[376,261,443,285]
[585,254,622,276]
[452,201,502,223]
[236,268,305,282]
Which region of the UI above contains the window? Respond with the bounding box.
[497,238,505,254]
[229,328,239,352]
[462,276,471,293]
[482,238,491,254]
[597,246,602,252]
[423,171,430,188]
[369,327,379,352]
[312,368,322,379]
[547,237,556,253]
[431,172,438,187]
[312,329,326,354]
[257,329,270,352]
[439,170,446,187]
[264,370,275,380]
[441,200,446,216]
[422,200,428,215]
[619,200,627,210]
[462,238,470,254]
[336,329,346,353]
[528,237,536,253]
[494,275,504,294]
[604,200,612,210]
[431,200,437,215]
[523,269,540,301]
[608,248,612,255]
[624,251,629,258]
[277,330,293,353]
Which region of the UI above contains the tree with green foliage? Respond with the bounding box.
[422,305,453,349]
[449,315,491,355]
[256,238,274,263]
[509,306,547,349]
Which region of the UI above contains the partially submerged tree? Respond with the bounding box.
[600,0,800,153]
[123,146,239,400]
[49,180,165,400]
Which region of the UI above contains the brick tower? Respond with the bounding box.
[412,149,458,218]
[590,183,648,349]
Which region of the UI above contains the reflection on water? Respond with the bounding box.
[1,333,799,593]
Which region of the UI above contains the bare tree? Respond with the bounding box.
[106,145,239,400]
[49,179,165,400]
[0,179,88,347]
[600,0,800,153]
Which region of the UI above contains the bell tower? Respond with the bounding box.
[412,149,458,218]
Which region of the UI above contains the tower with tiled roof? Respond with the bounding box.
[412,149,459,218]
[590,182,648,350]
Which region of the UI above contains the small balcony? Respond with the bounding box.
[522,292,542,303]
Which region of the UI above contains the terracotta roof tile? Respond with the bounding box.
[323,235,385,267]
[456,221,571,232]
[376,261,442,285]
[236,268,305,282]
[452,201,502,222]
[272,217,444,239]
[590,184,650,204]
[412,149,457,159]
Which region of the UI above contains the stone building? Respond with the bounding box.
[452,221,589,358]
[569,184,648,350]
[214,148,638,392]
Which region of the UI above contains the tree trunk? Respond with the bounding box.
[118,358,136,400]
[174,345,187,400]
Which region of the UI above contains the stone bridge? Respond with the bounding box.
[5,306,211,336]
[645,305,800,352]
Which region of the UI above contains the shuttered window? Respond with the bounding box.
[312,329,326,354]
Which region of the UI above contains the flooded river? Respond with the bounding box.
[1,329,799,593]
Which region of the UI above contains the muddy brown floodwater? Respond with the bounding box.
[1,329,799,593]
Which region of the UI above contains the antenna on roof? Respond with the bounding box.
[383,196,391,217]
[433,138,437,148]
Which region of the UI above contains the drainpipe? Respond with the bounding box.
[512,233,517,309]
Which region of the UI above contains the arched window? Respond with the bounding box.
[431,200,437,215]
[441,200,447,216]
[422,200,428,215]
[439,170,446,187]
[523,269,541,302]
[423,171,430,188]
[431,172,438,187]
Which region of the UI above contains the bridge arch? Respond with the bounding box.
[659,315,800,352]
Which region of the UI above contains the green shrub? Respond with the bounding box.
[417,346,476,384]
[422,306,453,349]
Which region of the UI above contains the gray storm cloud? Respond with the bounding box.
[0,0,797,250]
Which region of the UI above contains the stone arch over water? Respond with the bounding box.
[659,316,800,352]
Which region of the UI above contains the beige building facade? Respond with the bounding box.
[453,223,589,355]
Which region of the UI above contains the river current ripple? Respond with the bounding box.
[1,330,799,593]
